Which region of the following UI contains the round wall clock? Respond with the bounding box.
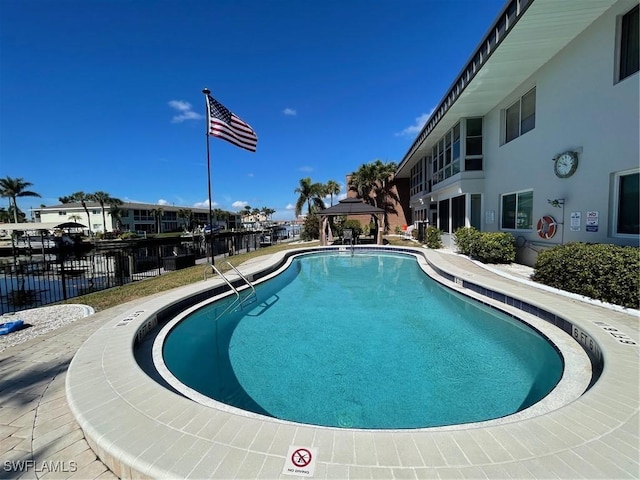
[553,151,578,178]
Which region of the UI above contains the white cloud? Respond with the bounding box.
[285,203,295,210]
[169,100,203,123]
[157,199,169,206]
[232,200,248,209]
[283,108,297,116]
[395,109,435,137]
[192,199,218,208]
[247,173,255,177]
[298,166,314,173]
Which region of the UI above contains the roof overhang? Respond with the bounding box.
[396,0,617,178]
[0,222,87,232]
[318,198,386,216]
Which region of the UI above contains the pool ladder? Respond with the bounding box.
[204,262,257,320]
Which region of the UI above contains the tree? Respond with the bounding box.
[0,207,10,223]
[108,206,126,232]
[261,207,276,222]
[177,208,193,231]
[0,176,41,223]
[348,160,399,231]
[151,207,164,234]
[60,192,93,236]
[294,177,326,217]
[325,180,341,206]
[89,191,122,233]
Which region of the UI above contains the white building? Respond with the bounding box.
[395,0,639,264]
[34,202,242,234]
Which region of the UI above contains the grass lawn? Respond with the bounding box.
[58,236,421,312]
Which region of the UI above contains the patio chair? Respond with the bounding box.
[402,225,415,240]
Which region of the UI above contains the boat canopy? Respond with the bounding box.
[0,221,86,232]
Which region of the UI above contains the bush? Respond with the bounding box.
[471,232,516,264]
[453,227,481,256]
[341,219,363,237]
[425,226,443,249]
[119,232,138,240]
[301,212,320,240]
[453,228,515,263]
[533,242,640,309]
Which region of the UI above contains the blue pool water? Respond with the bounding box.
[162,252,563,429]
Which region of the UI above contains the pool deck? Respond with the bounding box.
[1,247,638,479]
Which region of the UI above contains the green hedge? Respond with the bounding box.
[453,227,515,264]
[533,242,640,309]
[425,226,443,249]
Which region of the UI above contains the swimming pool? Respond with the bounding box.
[157,251,564,429]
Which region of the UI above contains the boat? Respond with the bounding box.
[14,236,57,250]
[0,319,24,335]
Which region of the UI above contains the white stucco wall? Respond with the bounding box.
[482,0,638,256]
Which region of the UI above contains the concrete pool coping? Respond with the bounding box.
[65,246,639,479]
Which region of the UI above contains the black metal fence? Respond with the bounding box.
[0,232,264,315]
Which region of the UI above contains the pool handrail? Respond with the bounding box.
[205,262,256,321]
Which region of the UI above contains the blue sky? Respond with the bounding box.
[1,0,505,221]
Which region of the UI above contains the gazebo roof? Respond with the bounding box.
[319,198,385,216]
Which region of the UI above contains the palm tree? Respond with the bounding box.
[349,160,399,231]
[0,176,41,223]
[0,207,10,223]
[294,177,326,217]
[177,208,193,231]
[261,207,276,223]
[151,207,164,234]
[242,205,252,222]
[60,192,93,236]
[108,206,126,232]
[325,180,341,206]
[89,191,122,233]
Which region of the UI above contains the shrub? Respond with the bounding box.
[471,232,516,264]
[425,226,443,249]
[119,232,137,240]
[453,227,481,256]
[453,227,515,263]
[341,219,363,237]
[533,242,640,309]
[301,212,320,240]
[394,226,402,235]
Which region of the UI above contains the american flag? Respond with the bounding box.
[205,94,258,152]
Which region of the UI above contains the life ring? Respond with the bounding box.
[536,215,557,239]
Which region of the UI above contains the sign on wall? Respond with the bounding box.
[570,211,581,232]
[586,211,599,232]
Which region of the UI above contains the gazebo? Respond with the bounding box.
[318,198,386,246]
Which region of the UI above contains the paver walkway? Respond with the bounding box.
[1,247,637,479]
[0,300,145,479]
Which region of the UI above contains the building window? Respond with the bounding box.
[504,87,536,143]
[619,5,639,82]
[465,118,483,170]
[615,170,639,235]
[410,158,424,196]
[431,123,461,186]
[501,190,533,230]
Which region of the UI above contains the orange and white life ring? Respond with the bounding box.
[536,215,557,239]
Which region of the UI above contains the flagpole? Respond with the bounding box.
[202,87,214,264]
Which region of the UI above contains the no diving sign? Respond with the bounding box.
[282,445,318,477]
